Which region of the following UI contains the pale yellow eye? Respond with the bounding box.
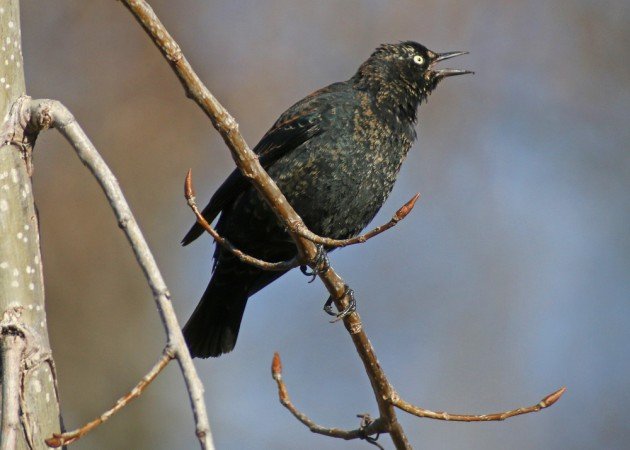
[413,55,424,65]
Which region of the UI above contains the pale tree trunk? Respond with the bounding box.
[0,1,63,449]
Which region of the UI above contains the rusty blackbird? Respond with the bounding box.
[183,41,470,357]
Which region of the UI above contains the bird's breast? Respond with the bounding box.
[271,116,413,239]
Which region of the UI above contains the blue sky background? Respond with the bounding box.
[22,1,628,448]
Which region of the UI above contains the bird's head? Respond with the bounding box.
[354,41,471,121]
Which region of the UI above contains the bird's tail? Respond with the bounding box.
[183,275,249,358]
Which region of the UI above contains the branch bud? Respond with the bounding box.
[393,193,420,221]
[271,352,283,381]
[539,386,567,408]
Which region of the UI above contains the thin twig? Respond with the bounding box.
[391,387,567,422]
[46,350,174,447]
[185,170,299,271]
[1,326,26,450]
[271,353,386,441]
[20,97,214,450]
[290,193,420,248]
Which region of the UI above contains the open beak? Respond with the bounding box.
[431,51,473,78]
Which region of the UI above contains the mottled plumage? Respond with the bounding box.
[183,42,470,357]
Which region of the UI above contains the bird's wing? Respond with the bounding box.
[181,108,325,245]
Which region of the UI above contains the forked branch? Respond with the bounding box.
[271,353,387,445]
[184,171,415,267]
[272,353,566,443]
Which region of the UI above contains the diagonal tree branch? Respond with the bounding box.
[119,1,412,448]
[12,97,213,450]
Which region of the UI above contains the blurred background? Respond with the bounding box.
[20,0,628,449]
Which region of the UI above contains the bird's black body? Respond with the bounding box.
[183,42,470,357]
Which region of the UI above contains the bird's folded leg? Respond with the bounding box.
[299,244,330,283]
[324,285,356,322]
